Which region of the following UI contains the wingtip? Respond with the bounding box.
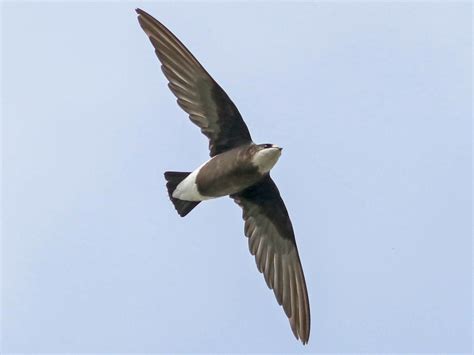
[295,330,309,345]
[300,330,310,345]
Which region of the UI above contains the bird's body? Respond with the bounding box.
[173,143,282,201]
[136,8,311,344]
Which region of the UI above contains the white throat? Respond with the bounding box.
[252,147,282,174]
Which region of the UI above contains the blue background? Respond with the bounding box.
[2,2,471,353]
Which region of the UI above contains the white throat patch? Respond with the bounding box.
[251,147,282,174]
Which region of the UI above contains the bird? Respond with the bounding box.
[136,8,310,344]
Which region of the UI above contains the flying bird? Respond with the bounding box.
[136,8,310,344]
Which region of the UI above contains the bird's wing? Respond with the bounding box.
[136,9,253,156]
[230,175,310,344]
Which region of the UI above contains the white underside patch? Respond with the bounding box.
[172,159,214,201]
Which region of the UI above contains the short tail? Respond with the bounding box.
[164,171,201,217]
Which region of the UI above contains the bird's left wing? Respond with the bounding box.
[136,9,253,156]
[230,175,311,344]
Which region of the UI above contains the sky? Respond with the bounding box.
[1,1,472,354]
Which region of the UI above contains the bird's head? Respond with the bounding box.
[250,143,283,174]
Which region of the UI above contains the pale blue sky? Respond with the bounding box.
[1,1,472,353]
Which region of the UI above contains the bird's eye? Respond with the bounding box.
[263,144,273,149]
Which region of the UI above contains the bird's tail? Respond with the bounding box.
[164,171,201,217]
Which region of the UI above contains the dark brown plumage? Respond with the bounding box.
[136,8,252,157]
[231,175,311,342]
[136,8,311,344]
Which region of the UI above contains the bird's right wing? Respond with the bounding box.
[231,175,311,344]
[136,9,253,156]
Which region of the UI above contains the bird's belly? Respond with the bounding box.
[173,154,263,201]
[195,156,262,198]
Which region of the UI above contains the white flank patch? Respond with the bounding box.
[172,159,214,201]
